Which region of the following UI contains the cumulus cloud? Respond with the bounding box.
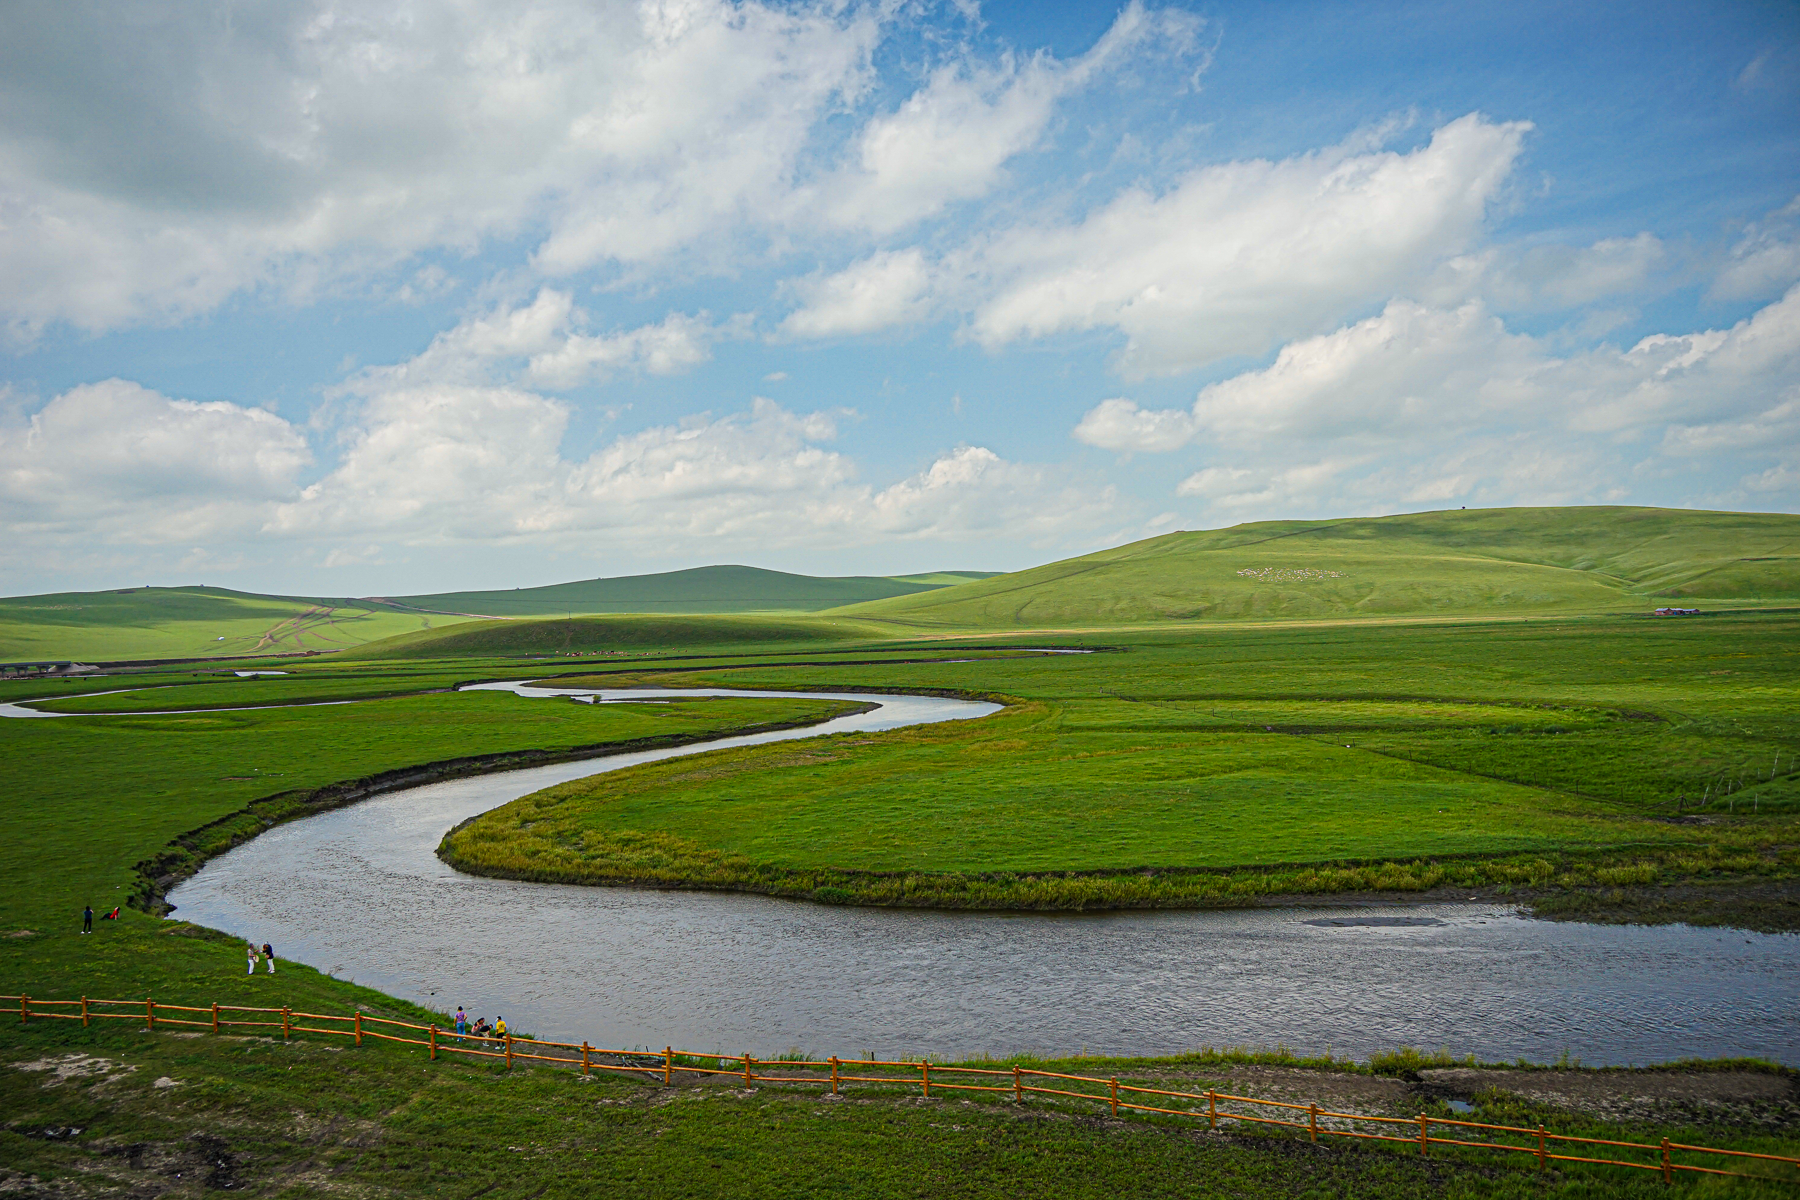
[1427,233,1667,311]
[1078,287,1800,455]
[269,391,1119,550]
[779,249,934,338]
[0,380,311,541]
[0,0,880,336]
[1075,285,1800,518]
[1711,195,1800,302]
[965,113,1531,376]
[345,289,738,393]
[820,2,1201,234]
[0,0,1205,341]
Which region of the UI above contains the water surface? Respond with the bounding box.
[169,687,1799,1065]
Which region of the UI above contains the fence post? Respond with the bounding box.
[743,1054,753,1087]
[19,995,27,1024]
[1208,1090,1217,1131]
[1309,1103,1318,1144]
[1419,1113,1429,1157]
[830,1056,840,1095]
[212,1002,220,1033]
[1661,1138,1671,1183]
[146,998,155,1030]
[1537,1125,1547,1169]
[582,1042,591,1077]
[1110,1078,1119,1118]
[354,1011,363,1047]
[664,1046,673,1086]
[922,1061,930,1098]
[81,996,89,1027]
[282,1007,290,1040]
[429,1025,437,1060]
[505,1034,513,1070]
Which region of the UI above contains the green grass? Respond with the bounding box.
[0,566,1002,662]
[0,687,864,927]
[835,506,1800,628]
[442,613,1800,916]
[390,563,997,616]
[8,999,1795,1199]
[0,586,468,662]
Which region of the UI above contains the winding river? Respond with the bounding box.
[165,684,1800,1066]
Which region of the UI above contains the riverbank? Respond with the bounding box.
[131,698,874,915]
[5,996,1796,1199]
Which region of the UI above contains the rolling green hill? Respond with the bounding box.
[834,506,1800,629]
[0,586,460,663]
[0,566,995,662]
[385,565,995,617]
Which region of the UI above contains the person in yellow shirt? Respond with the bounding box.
[494,1016,507,1038]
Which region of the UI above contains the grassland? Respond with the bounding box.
[0,684,864,926]
[835,506,1800,628]
[9,961,1796,1199]
[442,613,1800,924]
[0,586,466,663]
[0,565,997,663]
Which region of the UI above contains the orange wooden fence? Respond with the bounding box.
[8,992,1797,1186]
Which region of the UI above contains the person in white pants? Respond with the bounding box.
[246,943,258,975]
[263,943,275,974]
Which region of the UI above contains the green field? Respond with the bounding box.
[5,506,1799,1196]
[835,506,1800,628]
[0,685,863,924]
[0,586,466,663]
[0,566,996,663]
[439,613,1800,918]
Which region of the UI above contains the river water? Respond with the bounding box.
[168,686,1800,1066]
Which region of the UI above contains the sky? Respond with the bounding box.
[1,0,1796,597]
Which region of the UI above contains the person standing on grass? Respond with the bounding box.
[454,1007,467,1038]
[494,1015,507,1039]
[262,943,275,974]
[82,905,92,934]
[246,943,259,975]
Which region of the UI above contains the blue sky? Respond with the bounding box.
[1,0,1796,595]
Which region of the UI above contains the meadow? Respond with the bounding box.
[3,575,1798,1191]
[836,506,1800,628]
[443,613,1800,921]
[0,685,863,927]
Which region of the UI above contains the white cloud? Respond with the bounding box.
[1073,397,1200,453]
[1711,195,1800,302]
[0,380,311,541]
[346,289,736,393]
[1427,233,1667,311]
[0,0,882,336]
[780,249,934,338]
[1078,286,1800,455]
[1075,286,1800,520]
[268,391,1120,550]
[820,2,1201,234]
[965,113,1532,376]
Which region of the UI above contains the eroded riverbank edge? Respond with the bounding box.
[438,838,1800,933]
[132,700,878,917]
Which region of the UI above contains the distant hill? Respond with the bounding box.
[0,587,453,663]
[381,565,997,617]
[832,507,1800,629]
[0,565,996,662]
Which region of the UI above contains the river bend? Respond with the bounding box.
[167,685,1799,1065]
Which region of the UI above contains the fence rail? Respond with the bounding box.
[7,992,1796,1186]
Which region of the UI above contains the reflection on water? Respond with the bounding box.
[169,688,1798,1066]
